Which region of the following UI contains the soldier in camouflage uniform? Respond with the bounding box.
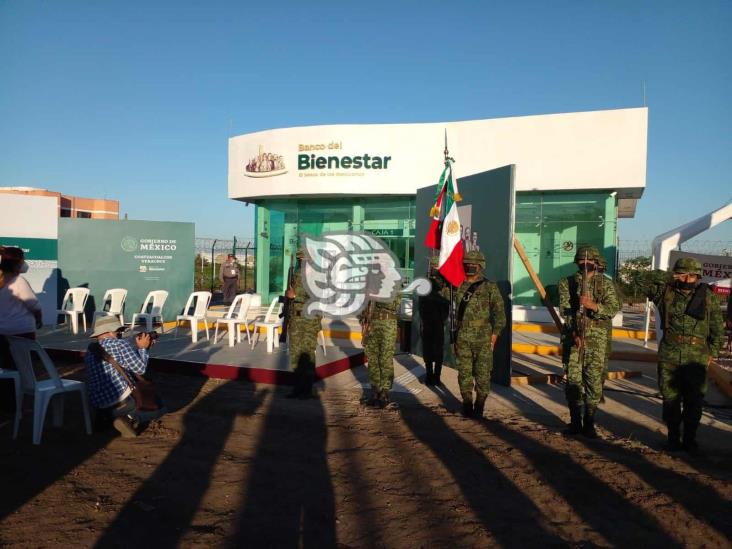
[441,250,506,419]
[647,257,724,452]
[285,248,323,399]
[559,245,619,438]
[418,256,449,385]
[597,255,620,398]
[360,293,401,408]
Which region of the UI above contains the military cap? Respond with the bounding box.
[574,245,600,263]
[463,250,486,268]
[597,255,608,269]
[672,257,702,275]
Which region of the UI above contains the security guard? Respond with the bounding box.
[647,257,724,452]
[285,248,323,398]
[442,250,506,418]
[558,245,619,438]
[418,256,449,385]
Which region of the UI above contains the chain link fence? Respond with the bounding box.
[194,236,256,294]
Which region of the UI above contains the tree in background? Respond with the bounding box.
[618,256,654,301]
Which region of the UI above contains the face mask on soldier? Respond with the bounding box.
[674,279,698,290]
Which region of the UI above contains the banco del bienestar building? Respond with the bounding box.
[228,107,647,318]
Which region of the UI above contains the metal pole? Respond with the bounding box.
[244,242,250,290]
[210,239,217,293]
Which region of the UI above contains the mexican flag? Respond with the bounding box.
[424,161,465,287]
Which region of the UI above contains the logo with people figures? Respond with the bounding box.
[244,145,287,178]
[300,232,431,318]
[121,236,138,252]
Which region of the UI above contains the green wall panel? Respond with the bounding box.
[58,219,194,325]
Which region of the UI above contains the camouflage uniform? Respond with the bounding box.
[597,256,618,390]
[442,251,506,418]
[647,257,724,450]
[288,253,322,398]
[418,257,449,385]
[559,246,619,437]
[362,295,400,406]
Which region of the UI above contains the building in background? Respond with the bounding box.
[0,187,119,219]
[228,108,648,319]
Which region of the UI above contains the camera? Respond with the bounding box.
[144,330,160,341]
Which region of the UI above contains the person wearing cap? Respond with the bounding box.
[647,257,724,452]
[418,256,449,385]
[219,253,241,305]
[441,249,506,419]
[285,248,323,398]
[558,245,620,438]
[84,316,155,437]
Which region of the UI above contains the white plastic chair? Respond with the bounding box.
[92,288,128,329]
[56,288,90,335]
[131,290,169,333]
[175,291,212,343]
[0,368,22,439]
[251,297,283,353]
[214,294,253,347]
[7,337,92,445]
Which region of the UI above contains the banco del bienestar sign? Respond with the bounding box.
[228,109,649,201]
[297,141,392,172]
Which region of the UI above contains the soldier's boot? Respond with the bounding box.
[434,363,443,385]
[366,389,381,407]
[461,396,474,418]
[379,390,390,409]
[682,419,700,454]
[582,406,598,439]
[563,405,583,436]
[473,395,487,419]
[662,401,682,451]
[425,363,435,386]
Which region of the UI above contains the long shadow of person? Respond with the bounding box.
[477,416,681,546]
[94,383,268,548]
[481,381,732,543]
[231,392,336,548]
[396,390,565,547]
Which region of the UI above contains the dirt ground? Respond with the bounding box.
[1,363,731,548]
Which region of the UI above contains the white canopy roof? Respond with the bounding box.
[651,201,732,270]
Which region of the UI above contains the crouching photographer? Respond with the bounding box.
[85,316,166,438]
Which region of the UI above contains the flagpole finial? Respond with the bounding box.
[443,129,454,165]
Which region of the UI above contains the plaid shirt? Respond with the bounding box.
[85,337,149,409]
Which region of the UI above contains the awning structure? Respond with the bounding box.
[651,201,732,270]
[644,201,732,345]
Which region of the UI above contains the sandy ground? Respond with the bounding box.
[1,354,731,548]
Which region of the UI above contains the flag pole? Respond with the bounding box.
[445,130,458,349]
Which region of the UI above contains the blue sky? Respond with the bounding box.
[1,1,730,246]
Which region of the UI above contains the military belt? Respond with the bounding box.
[667,334,707,346]
[371,311,397,321]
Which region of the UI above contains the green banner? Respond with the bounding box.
[0,237,58,260]
[58,219,194,323]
